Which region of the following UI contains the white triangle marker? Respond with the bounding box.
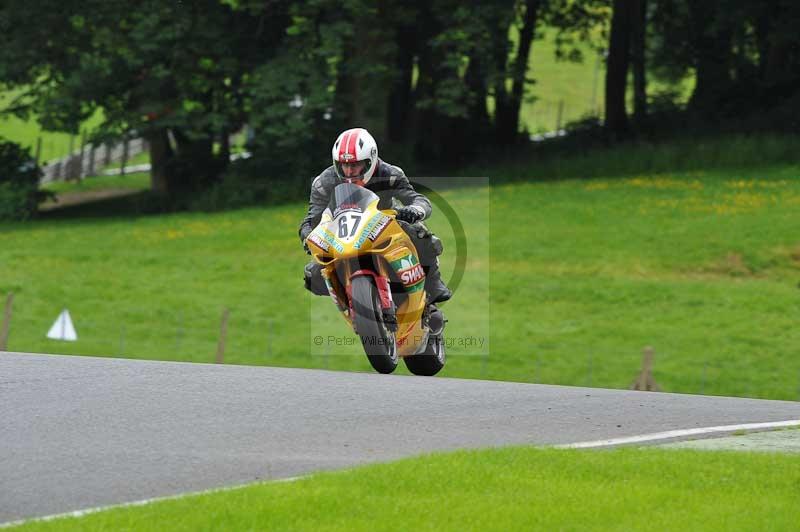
[47,309,78,341]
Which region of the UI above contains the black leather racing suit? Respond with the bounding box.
[299,159,451,304]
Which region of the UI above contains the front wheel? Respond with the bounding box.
[350,275,398,374]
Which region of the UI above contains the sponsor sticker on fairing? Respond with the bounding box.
[399,263,425,286]
[367,215,391,241]
[307,233,330,252]
[320,229,344,253]
[390,254,426,292]
[333,203,362,218]
[353,213,391,249]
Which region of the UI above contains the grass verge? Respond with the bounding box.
[8,446,800,531]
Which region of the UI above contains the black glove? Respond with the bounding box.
[396,205,424,224]
[300,228,312,255]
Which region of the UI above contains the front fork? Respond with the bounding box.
[345,259,397,332]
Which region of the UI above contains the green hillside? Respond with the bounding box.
[2,137,799,400]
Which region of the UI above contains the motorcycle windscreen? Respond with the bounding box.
[328,183,379,214]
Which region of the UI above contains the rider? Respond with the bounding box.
[299,127,452,305]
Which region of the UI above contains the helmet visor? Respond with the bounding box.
[337,160,367,178]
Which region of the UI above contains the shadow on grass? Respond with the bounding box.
[37,190,166,220]
[32,132,800,222]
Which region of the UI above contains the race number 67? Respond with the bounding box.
[338,214,361,238]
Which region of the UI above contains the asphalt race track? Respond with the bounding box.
[2,352,799,523]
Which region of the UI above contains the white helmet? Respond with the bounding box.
[331,128,378,184]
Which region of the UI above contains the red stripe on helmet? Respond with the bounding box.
[338,131,351,160]
[346,128,360,158]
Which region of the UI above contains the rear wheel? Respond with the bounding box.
[403,334,446,376]
[350,275,398,374]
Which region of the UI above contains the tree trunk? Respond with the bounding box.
[505,0,541,141]
[334,20,392,140]
[219,128,230,166]
[465,54,490,131]
[605,0,632,139]
[147,128,173,196]
[409,4,448,163]
[333,43,361,127]
[168,129,223,196]
[492,29,511,142]
[687,1,732,115]
[630,0,647,125]
[387,24,416,143]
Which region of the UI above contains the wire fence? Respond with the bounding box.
[36,129,251,185]
[38,135,148,185]
[2,292,798,401]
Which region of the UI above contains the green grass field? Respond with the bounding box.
[9,446,800,531]
[522,30,605,131]
[1,136,799,400]
[0,89,104,163]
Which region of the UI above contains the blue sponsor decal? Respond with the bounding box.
[354,213,390,249]
[319,229,344,253]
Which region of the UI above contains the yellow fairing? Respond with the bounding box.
[306,197,428,358]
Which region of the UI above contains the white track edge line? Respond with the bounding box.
[0,476,305,529]
[556,419,800,449]
[4,420,800,527]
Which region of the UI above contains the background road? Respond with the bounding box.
[2,352,799,523]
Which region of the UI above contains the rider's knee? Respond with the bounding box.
[304,262,328,296]
[403,222,443,265]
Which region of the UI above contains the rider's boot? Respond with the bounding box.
[426,304,445,336]
[424,258,452,305]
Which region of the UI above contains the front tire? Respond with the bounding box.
[351,275,398,374]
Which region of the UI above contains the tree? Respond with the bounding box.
[0,0,289,200]
[630,0,647,124]
[0,139,48,220]
[649,0,800,124]
[605,0,632,138]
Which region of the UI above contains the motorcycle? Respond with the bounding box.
[305,182,446,376]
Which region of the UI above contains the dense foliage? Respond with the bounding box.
[1,0,797,203]
[0,138,47,220]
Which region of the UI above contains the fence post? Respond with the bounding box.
[118,323,126,356]
[586,352,593,387]
[78,131,87,180]
[104,142,112,167]
[34,137,42,166]
[216,308,230,364]
[591,51,602,116]
[265,318,273,358]
[176,310,184,354]
[701,359,707,395]
[88,143,96,177]
[0,293,14,351]
[556,100,565,132]
[120,137,130,177]
[631,346,661,391]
